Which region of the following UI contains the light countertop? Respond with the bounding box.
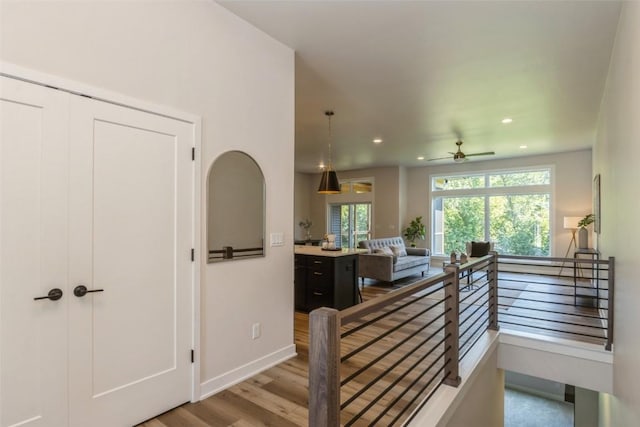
[294,246,368,257]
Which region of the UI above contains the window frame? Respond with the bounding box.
[430,165,554,256]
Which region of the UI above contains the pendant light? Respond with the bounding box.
[317,110,341,194]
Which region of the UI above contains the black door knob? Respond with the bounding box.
[34,288,63,301]
[73,285,104,297]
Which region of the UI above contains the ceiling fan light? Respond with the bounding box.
[317,170,341,194]
[454,157,466,163]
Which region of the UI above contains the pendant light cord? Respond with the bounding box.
[326,110,334,170]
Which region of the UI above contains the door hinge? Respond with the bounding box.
[191,147,195,161]
[191,248,195,262]
[191,349,195,363]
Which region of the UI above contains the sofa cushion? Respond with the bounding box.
[373,247,397,264]
[374,247,394,256]
[393,255,428,272]
[389,244,407,257]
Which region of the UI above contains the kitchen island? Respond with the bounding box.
[294,246,365,312]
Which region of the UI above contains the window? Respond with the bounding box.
[329,203,371,248]
[340,180,373,194]
[431,168,551,256]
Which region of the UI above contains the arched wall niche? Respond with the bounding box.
[207,151,265,263]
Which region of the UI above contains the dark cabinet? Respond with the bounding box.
[294,253,359,312]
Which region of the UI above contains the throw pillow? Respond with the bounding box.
[389,245,407,257]
[374,247,394,256]
[470,241,491,257]
[373,247,397,264]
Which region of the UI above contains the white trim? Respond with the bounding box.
[199,344,297,400]
[0,61,200,124]
[498,329,613,393]
[191,119,203,402]
[498,328,613,364]
[410,328,614,426]
[1,61,204,405]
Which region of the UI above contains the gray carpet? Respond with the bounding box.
[505,387,573,427]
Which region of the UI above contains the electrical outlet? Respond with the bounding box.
[252,322,261,340]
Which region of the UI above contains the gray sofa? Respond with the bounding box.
[357,237,431,284]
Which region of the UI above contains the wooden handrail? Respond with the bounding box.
[340,271,451,324]
[340,255,493,325]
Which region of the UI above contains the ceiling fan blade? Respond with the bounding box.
[426,156,452,161]
[465,151,495,157]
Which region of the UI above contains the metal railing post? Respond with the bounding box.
[606,257,615,351]
[443,265,461,387]
[488,252,500,331]
[309,307,341,427]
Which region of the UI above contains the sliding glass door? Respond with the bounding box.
[329,203,371,249]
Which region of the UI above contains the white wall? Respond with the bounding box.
[1,0,295,398]
[444,350,504,427]
[294,172,313,240]
[406,150,593,256]
[593,2,640,425]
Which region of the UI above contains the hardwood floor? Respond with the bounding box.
[139,278,439,427]
[139,269,606,427]
[139,311,312,427]
[497,272,607,345]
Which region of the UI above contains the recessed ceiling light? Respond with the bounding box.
[373,138,383,144]
[501,118,513,124]
[519,145,528,149]
[318,162,325,169]
[417,156,425,160]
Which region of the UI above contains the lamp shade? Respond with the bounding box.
[317,170,340,194]
[563,216,582,229]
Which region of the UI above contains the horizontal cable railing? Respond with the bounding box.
[457,256,495,361]
[497,254,614,350]
[309,255,497,427]
[309,252,615,426]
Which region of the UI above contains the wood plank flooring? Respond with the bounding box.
[497,271,607,345]
[139,270,597,427]
[138,277,445,427]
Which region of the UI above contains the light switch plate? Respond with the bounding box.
[270,232,284,247]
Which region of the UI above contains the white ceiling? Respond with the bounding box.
[218,1,621,173]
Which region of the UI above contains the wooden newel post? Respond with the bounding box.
[309,307,341,427]
[488,251,500,331]
[443,265,461,387]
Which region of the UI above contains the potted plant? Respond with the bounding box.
[577,214,594,249]
[403,216,426,247]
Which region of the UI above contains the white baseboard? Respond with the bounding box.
[199,344,297,400]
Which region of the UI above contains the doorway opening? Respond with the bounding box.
[329,203,372,249]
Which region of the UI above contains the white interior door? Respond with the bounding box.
[67,96,194,427]
[1,78,69,426]
[1,75,195,427]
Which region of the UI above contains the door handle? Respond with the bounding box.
[34,288,63,301]
[73,285,104,297]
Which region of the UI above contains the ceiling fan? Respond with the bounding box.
[427,140,495,163]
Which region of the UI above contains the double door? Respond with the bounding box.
[1,76,195,426]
